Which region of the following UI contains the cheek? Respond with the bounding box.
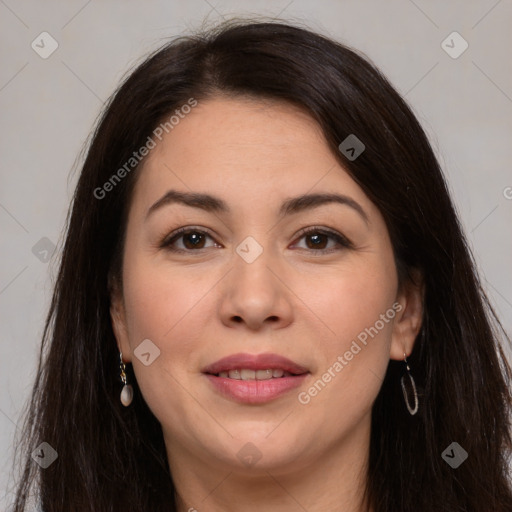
[119,250,213,409]
[294,247,398,414]
[298,251,398,351]
[121,236,216,345]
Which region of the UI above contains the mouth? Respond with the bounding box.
[213,368,298,380]
[202,353,309,404]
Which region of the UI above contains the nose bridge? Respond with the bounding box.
[218,232,293,330]
[232,233,277,296]
[235,234,267,266]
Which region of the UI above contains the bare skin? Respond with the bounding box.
[110,96,423,512]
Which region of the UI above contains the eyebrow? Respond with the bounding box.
[145,189,369,224]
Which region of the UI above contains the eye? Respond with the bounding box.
[160,226,353,254]
[160,227,220,252]
[291,227,353,254]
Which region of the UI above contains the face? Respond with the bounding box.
[110,96,422,477]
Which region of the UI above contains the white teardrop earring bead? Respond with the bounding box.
[120,384,133,406]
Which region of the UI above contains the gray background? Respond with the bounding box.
[1,0,511,506]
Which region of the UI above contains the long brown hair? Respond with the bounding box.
[10,19,512,511]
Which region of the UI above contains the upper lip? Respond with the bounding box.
[202,353,309,375]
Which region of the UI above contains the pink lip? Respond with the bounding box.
[202,352,309,375]
[202,352,309,404]
[204,374,308,404]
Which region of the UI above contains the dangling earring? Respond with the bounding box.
[119,352,133,407]
[400,352,418,415]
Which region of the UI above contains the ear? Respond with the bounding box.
[109,276,132,362]
[390,268,424,361]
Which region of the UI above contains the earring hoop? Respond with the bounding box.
[400,353,418,415]
[119,352,133,407]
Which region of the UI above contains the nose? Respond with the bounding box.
[218,243,294,332]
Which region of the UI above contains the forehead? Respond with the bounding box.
[130,96,372,218]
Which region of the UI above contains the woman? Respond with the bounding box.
[10,19,512,511]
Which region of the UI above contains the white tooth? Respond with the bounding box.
[228,369,241,380]
[256,369,273,380]
[272,369,284,378]
[240,369,256,380]
[219,371,228,378]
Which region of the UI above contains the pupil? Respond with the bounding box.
[185,233,204,249]
[307,233,326,249]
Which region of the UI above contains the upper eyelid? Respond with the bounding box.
[164,226,217,242]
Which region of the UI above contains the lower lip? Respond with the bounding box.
[204,373,309,404]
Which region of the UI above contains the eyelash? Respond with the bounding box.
[160,226,353,255]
